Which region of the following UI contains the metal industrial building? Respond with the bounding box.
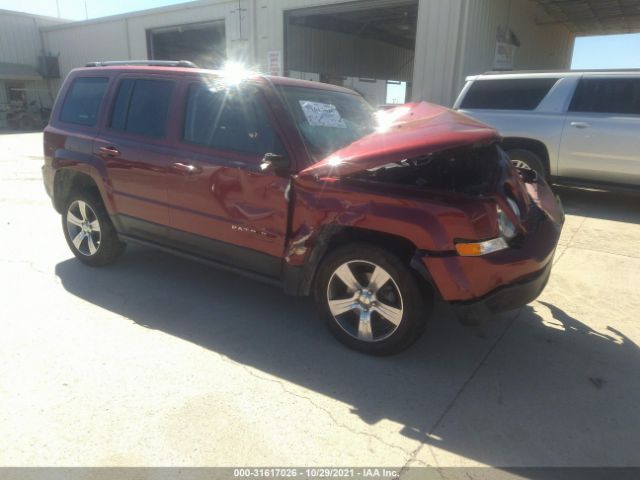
[2,0,640,128]
[0,9,65,128]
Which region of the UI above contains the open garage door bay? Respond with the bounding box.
[284,1,418,107]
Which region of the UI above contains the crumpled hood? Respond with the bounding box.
[299,102,500,178]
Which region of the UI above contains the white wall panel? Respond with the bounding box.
[39,0,574,105]
[43,20,130,78]
[412,0,573,107]
[124,1,238,60]
[42,0,242,83]
[0,11,64,66]
[461,0,573,80]
[411,0,465,106]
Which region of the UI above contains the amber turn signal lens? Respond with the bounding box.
[455,243,483,256]
[455,237,508,257]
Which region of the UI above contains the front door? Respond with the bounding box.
[559,76,640,186]
[166,81,291,278]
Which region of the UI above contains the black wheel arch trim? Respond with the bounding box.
[283,225,443,297]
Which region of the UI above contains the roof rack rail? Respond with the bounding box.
[85,60,198,68]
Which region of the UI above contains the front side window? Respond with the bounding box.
[460,78,559,111]
[569,77,640,115]
[277,85,375,159]
[60,77,109,126]
[183,83,284,156]
[110,78,175,138]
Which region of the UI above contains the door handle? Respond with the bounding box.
[98,146,120,156]
[570,122,590,129]
[172,162,201,175]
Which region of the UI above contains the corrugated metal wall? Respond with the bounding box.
[411,0,465,106]
[42,0,244,85]
[0,11,62,66]
[411,0,573,107]
[0,11,66,123]
[39,0,574,105]
[461,0,573,77]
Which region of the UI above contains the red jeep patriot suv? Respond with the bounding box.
[43,61,564,355]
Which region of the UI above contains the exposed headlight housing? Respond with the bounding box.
[497,204,517,240]
[506,197,521,219]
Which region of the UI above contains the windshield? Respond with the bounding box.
[277,85,376,160]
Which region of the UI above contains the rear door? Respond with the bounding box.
[94,75,177,238]
[559,75,640,185]
[166,80,290,277]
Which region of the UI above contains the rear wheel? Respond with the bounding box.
[62,190,125,266]
[506,148,546,178]
[315,244,431,355]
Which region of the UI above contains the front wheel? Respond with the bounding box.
[62,190,125,266]
[314,244,431,355]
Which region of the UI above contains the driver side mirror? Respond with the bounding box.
[260,153,290,176]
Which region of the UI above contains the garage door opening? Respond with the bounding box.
[285,1,418,107]
[147,21,225,69]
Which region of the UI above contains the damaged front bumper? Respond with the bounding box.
[421,175,564,315]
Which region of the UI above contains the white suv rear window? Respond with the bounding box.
[460,78,559,111]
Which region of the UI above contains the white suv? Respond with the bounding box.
[454,71,640,188]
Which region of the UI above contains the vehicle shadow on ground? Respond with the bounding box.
[555,185,640,224]
[55,242,640,467]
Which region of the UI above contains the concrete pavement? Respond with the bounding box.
[1,132,639,470]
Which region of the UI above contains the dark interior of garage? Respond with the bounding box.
[285,1,418,106]
[147,21,226,69]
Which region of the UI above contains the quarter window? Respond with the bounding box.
[569,78,640,115]
[183,83,284,156]
[460,78,559,111]
[110,78,175,138]
[60,77,108,126]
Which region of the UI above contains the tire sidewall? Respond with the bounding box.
[315,243,429,355]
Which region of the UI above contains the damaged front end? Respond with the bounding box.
[289,102,563,309]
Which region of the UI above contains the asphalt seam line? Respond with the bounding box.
[399,309,522,474]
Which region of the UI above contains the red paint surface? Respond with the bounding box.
[44,66,562,303]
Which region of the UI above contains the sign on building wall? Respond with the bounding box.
[494,26,520,71]
[494,42,517,70]
[267,51,282,76]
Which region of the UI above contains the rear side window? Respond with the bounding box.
[183,83,284,156]
[110,78,175,138]
[569,77,640,115]
[460,78,559,110]
[60,77,108,126]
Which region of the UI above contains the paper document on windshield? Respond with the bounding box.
[299,101,347,128]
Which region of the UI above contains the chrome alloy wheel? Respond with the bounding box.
[511,159,532,170]
[66,200,101,256]
[326,260,404,343]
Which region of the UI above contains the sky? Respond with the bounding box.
[0,0,191,20]
[571,33,640,69]
[2,0,640,70]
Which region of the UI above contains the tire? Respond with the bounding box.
[506,149,547,178]
[62,189,125,266]
[314,243,431,355]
